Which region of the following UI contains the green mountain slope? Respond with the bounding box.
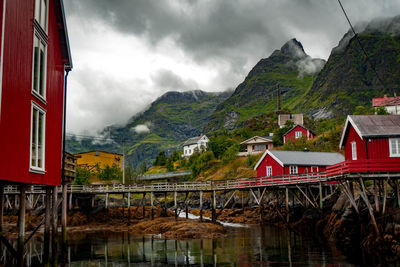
[301,16,400,118]
[66,90,231,168]
[204,38,325,132]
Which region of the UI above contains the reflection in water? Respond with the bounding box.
[0,225,358,266]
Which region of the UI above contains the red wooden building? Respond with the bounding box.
[327,115,400,175]
[0,0,72,185]
[283,124,315,144]
[254,150,344,177]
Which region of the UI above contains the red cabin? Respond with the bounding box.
[283,124,315,144]
[254,150,344,177]
[0,0,72,185]
[327,115,400,176]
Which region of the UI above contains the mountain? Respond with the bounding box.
[204,38,325,132]
[66,90,232,168]
[301,15,400,118]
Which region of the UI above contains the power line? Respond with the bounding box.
[337,0,387,91]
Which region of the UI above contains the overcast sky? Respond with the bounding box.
[63,0,400,135]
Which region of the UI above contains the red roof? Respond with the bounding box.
[372,95,400,107]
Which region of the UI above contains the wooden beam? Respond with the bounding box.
[250,189,259,205]
[199,191,203,222]
[338,181,359,214]
[382,178,388,216]
[17,185,27,251]
[358,177,381,239]
[223,191,236,209]
[374,180,380,213]
[62,184,68,241]
[296,185,317,209]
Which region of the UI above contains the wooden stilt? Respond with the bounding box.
[68,190,72,210]
[52,186,58,235]
[0,183,4,233]
[105,193,109,209]
[62,184,68,242]
[127,192,131,208]
[241,191,245,214]
[338,181,359,214]
[185,192,189,219]
[174,191,178,221]
[212,190,216,223]
[374,180,380,213]
[285,187,289,223]
[45,187,51,241]
[359,177,381,239]
[17,185,26,250]
[296,185,317,209]
[150,192,154,220]
[199,191,203,222]
[382,179,388,216]
[319,182,323,209]
[397,180,400,208]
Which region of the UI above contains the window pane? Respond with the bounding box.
[39,45,45,97]
[31,109,37,167]
[33,37,39,93]
[38,112,43,168]
[392,140,397,155]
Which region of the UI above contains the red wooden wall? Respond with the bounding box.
[0,0,65,185]
[284,125,314,144]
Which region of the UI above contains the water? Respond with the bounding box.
[2,225,360,266]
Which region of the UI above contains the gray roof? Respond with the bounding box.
[254,150,344,169]
[348,115,400,137]
[183,135,207,146]
[339,115,400,148]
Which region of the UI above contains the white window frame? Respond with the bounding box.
[289,166,298,174]
[295,131,302,139]
[31,31,47,101]
[389,138,400,157]
[351,141,357,160]
[266,166,272,177]
[30,102,46,173]
[34,0,49,33]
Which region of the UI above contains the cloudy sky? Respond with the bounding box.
[63,0,400,135]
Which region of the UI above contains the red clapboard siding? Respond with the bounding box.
[284,125,314,144]
[0,0,66,185]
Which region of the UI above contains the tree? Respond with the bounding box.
[166,158,174,172]
[74,167,91,185]
[98,164,122,181]
[153,151,167,166]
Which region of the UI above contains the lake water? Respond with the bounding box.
[2,224,364,266]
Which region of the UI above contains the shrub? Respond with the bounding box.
[74,167,91,185]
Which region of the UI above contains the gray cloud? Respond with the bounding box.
[63,0,400,134]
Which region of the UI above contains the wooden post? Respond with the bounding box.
[0,183,4,233]
[150,192,154,220]
[374,180,380,213]
[127,192,131,208]
[174,191,178,220]
[62,183,68,241]
[45,187,51,240]
[91,196,95,208]
[285,187,289,223]
[241,191,245,214]
[319,182,323,209]
[69,190,72,210]
[17,185,27,250]
[397,180,400,208]
[105,193,109,209]
[212,190,216,223]
[199,191,203,222]
[382,179,388,216]
[185,192,189,219]
[52,186,58,235]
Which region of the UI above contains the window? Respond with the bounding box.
[34,0,48,31]
[389,138,400,157]
[30,103,46,171]
[266,166,272,177]
[351,141,357,160]
[295,131,302,139]
[32,32,47,100]
[289,166,298,174]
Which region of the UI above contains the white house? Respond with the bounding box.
[183,135,209,157]
[372,95,400,114]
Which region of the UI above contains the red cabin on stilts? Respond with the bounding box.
[0,0,72,186]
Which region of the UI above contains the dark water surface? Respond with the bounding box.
[4,225,363,266]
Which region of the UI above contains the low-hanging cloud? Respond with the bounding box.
[132,124,151,134]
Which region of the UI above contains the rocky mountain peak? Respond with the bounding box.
[280,38,307,59]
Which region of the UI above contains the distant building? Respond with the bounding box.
[74,150,123,170]
[283,125,315,144]
[238,135,273,157]
[183,135,209,157]
[278,114,304,128]
[372,95,400,114]
[254,150,344,177]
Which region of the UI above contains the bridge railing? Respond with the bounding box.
[326,159,400,177]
